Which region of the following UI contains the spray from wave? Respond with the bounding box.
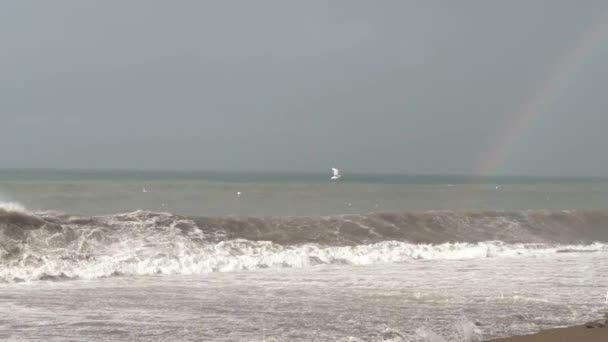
[1,202,608,283]
[0,201,28,213]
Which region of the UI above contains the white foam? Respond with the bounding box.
[2,238,607,283]
[415,319,482,342]
[0,201,28,213]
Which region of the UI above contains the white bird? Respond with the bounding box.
[331,168,342,180]
[236,191,242,198]
[142,187,148,193]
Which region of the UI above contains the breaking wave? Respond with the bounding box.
[2,203,608,282]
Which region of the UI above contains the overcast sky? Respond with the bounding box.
[1,1,607,175]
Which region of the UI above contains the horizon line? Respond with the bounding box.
[0,167,606,179]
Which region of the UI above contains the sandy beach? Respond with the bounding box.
[487,320,608,342]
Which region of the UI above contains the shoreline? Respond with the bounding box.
[486,319,608,342]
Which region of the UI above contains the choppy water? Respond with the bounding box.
[2,169,608,216]
[1,170,608,341]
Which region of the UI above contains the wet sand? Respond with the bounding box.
[487,322,608,342]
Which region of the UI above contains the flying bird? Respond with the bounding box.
[331,168,342,180]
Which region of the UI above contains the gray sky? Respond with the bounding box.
[1,1,607,176]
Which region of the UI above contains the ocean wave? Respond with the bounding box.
[2,237,607,283]
[2,203,608,282]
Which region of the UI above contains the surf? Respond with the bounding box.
[2,204,608,283]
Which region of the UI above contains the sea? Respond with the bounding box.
[1,169,607,341]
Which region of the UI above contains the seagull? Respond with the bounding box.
[331,168,342,180]
[142,187,148,193]
[236,191,242,198]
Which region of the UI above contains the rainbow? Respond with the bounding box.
[475,8,608,176]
